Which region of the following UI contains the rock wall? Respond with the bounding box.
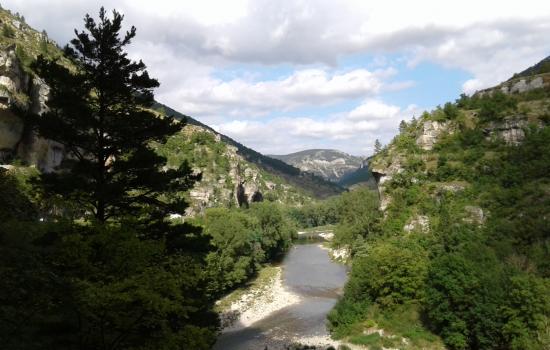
[370,155,405,211]
[416,120,453,151]
[483,116,529,145]
[477,74,550,97]
[0,45,64,172]
[184,134,266,216]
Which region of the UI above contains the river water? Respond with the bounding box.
[214,243,348,350]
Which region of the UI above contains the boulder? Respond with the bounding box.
[403,215,430,233]
[463,205,485,225]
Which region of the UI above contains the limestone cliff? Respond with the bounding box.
[0,44,64,172]
[369,59,550,232]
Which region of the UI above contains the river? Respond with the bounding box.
[214,243,348,350]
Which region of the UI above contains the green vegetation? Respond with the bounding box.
[0,8,218,349]
[1,4,549,350]
[155,125,312,209]
[200,202,295,296]
[0,8,71,71]
[328,73,550,349]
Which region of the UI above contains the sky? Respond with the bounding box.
[4,1,550,156]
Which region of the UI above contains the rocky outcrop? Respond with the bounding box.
[0,45,29,108]
[416,120,453,151]
[463,205,485,225]
[235,166,263,207]
[477,74,550,97]
[403,215,430,233]
[0,45,64,172]
[505,76,544,94]
[370,155,405,211]
[483,116,530,145]
[183,130,270,215]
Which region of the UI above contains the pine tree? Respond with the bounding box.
[374,139,382,154]
[29,8,197,223]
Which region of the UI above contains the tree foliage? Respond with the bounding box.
[28,7,197,223]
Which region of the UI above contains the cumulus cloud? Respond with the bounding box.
[213,100,422,155]
[157,68,396,118]
[9,1,550,82]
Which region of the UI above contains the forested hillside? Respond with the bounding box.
[328,60,550,349]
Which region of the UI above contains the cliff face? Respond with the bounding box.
[369,64,549,232]
[0,45,63,172]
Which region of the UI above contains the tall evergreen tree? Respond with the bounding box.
[29,7,196,222]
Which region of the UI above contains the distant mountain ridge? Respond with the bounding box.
[269,149,364,183]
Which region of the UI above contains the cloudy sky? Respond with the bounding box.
[5,1,550,156]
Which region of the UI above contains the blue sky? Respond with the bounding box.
[5,0,550,156]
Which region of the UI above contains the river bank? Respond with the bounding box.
[217,265,302,332]
[214,243,359,350]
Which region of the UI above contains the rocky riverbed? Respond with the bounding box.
[214,243,354,350]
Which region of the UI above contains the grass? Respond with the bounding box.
[214,264,280,313]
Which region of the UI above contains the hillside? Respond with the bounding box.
[329,57,550,349]
[153,123,311,214]
[270,149,364,183]
[156,103,344,199]
[0,8,341,215]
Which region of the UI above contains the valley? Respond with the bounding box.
[0,3,549,350]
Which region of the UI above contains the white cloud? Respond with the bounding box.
[213,100,422,155]
[348,99,401,121]
[3,0,550,154]
[156,68,395,119]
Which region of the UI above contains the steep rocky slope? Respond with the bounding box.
[270,149,364,182]
[370,65,550,215]
[155,123,311,215]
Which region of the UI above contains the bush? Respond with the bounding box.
[478,91,518,121]
[346,237,429,308]
[424,245,506,349]
[1,24,14,38]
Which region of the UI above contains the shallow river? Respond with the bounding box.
[214,243,348,350]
